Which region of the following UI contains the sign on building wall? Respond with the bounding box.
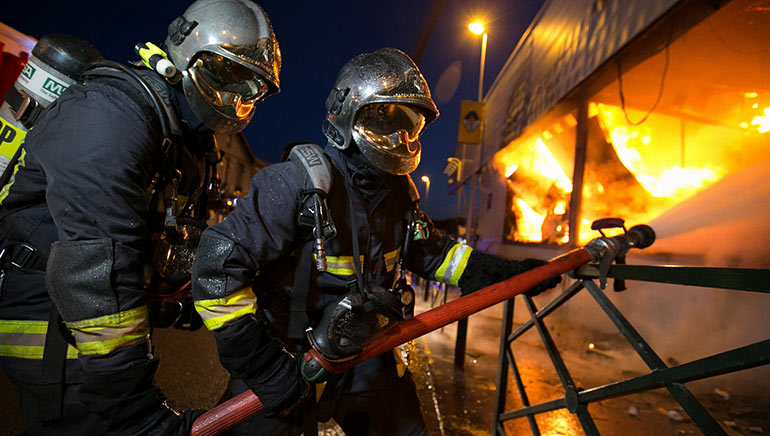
[457,100,484,144]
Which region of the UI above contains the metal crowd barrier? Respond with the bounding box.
[491,264,770,435]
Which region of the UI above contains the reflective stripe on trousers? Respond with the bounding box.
[194,287,258,331]
[66,306,150,355]
[0,319,78,359]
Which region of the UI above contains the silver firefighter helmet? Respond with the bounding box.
[164,0,281,133]
[323,48,438,175]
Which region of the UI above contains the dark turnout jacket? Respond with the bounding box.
[191,146,476,415]
[0,66,214,435]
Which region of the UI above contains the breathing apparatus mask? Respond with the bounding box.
[352,103,427,175]
[185,52,269,131]
[308,279,415,361]
[307,210,428,361]
[188,52,270,122]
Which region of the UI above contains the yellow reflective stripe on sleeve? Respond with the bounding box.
[383,248,401,272]
[194,287,258,331]
[67,306,149,356]
[0,319,79,359]
[0,148,27,205]
[434,244,473,286]
[323,255,364,276]
[322,250,400,276]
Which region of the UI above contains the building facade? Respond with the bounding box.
[450,0,770,396]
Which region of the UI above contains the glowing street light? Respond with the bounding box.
[468,20,488,102]
[468,21,484,35]
[420,175,430,204]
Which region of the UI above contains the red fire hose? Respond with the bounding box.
[190,247,594,436]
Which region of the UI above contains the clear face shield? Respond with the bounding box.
[188,51,270,122]
[352,103,427,175]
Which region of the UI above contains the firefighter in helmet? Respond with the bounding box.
[0,0,280,434]
[191,48,561,435]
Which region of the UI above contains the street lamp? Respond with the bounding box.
[468,20,488,102]
[420,175,430,204]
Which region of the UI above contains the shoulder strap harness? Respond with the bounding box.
[286,143,337,342]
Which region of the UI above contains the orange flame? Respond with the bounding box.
[751,107,770,133]
[595,104,725,202]
[514,198,544,242]
[637,166,721,198]
[505,164,518,179]
[495,97,765,244]
[496,137,572,192]
[534,139,573,193]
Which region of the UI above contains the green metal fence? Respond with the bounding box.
[491,264,770,435]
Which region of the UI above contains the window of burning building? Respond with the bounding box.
[500,110,577,244]
[500,0,770,246]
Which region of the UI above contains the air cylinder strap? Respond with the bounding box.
[0,242,47,272]
[287,241,313,343]
[37,307,70,421]
[0,213,69,421]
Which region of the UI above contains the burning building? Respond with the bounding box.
[457,0,770,253]
[448,0,770,405]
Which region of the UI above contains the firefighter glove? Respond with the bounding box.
[516,258,562,296]
[213,316,308,417]
[458,251,561,296]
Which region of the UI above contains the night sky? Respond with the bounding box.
[3,0,544,220]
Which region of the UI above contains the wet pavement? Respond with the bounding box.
[406,283,770,436]
[2,283,769,435]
